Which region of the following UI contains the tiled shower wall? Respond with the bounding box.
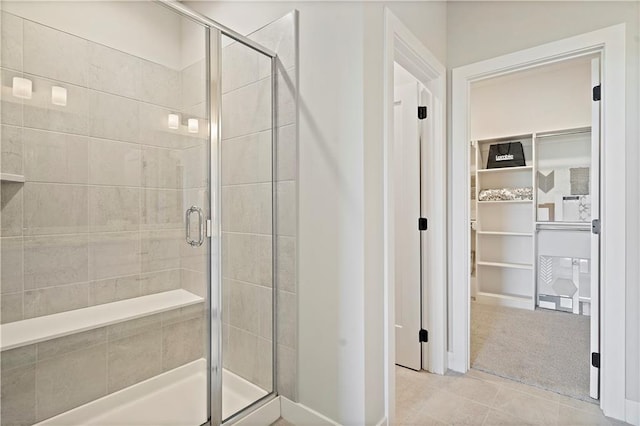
[219,11,298,401]
[0,11,208,424]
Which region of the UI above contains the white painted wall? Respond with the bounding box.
[470,57,592,140]
[447,0,640,403]
[2,1,184,69]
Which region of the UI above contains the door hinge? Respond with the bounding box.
[591,219,600,235]
[418,106,427,120]
[593,85,601,101]
[418,217,428,231]
[206,219,212,237]
[419,329,429,343]
[592,352,600,368]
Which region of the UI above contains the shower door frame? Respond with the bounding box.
[156,2,279,425]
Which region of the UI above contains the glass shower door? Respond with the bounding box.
[0,2,211,424]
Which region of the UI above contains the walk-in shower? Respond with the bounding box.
[0,1,293,424]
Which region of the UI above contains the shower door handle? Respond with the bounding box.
[185,206,205,247]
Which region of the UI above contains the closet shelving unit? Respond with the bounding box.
[471,127,593,311]
[472,134,536,310]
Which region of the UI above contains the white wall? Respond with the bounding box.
[470,57,592,140]
[448,0,640,403]
[2,1,184,69]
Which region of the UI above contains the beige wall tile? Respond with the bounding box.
[277,236,296,293]
[23,128,88,184]
[221,130,272,186]
[226,326,258,385]
[108,329,162,393]
[251,13,296,73]
[89,232,140,281]
[1,237,23,294]
[1,292,23,323]
[161,303,205,327]
[89,275,141,306]
[256,337,273,391]
[258,286,273,340]
[35,344,107,421]
[1,69,23,126]
[24,234,88,289]
[181,60,206,110]
[180,268,206,298]
[277,290,296,348]
[1,345,36,371]
[182,143,207,189]
[162,316,204,371]
[107,313,163,341]
[222,41,260,94]
[277,125,296,182]
[23,183,88,235]
[1,124,23,175]
[23,78,90,136]
[88,138,141,186]
[23,282,89,319]
[139,269,180,295]
[221,78,272,140]
[1,12,23,72]
[229,280,260,335]
[141,146,183,189]
[138,103,186,149]
[1,364,36,425]
[277,344,297,400]
[141,229,181,273]
[88,186,140,232]
[222,183,273,234]
[88,43,140,99]
[141,189,182,230]
[139,60,180,109]
[276,68,296,128]
[1,181,22,237]
[277,181,296,237]
[23,20,88,86]
[222,233,272,287]
[37,328,107,361]
[89,90,139,143]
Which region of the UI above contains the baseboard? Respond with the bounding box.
[233,397,281,425]
[280,397,340,425]
[626,399,640,426]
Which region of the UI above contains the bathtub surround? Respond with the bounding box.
[0,11,209,423]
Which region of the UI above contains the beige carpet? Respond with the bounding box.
[471,302,592,402]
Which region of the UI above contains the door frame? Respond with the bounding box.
[383,8,447,425]
[450,24,626,419]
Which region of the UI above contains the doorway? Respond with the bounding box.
[450,24,627,419]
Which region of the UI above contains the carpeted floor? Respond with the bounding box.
[471,302,592,402]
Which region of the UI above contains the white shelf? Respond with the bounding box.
[476,292,534,310]
[477,231,533,237]
[477,199,533,204]
[0,173,25,183]
[477,166,532,174]
[0,289,204,351]
[477,261,533,270]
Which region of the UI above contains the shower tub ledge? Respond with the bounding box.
[36,358,269,425]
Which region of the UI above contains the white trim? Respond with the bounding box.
[280,397,340,426]
[450,24,627,420]
[383,8,447,426]
[626,399,640,426]
[232,397,281,426]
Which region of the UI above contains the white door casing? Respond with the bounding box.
[590,56,601,400]
[394,82,422,371]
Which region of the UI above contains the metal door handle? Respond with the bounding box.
[186,206,204,247]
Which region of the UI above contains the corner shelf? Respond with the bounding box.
[477,231,532,237]
[477,199,532,204]
[0,173,25,183]
[0,289,204,351]
[475,292,534,310]
[477,165,533,174]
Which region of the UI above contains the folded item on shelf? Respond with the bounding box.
[478,187,533,201]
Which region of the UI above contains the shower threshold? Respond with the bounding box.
[35,358,268,425]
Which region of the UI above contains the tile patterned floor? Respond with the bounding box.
[396,366,630,425]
